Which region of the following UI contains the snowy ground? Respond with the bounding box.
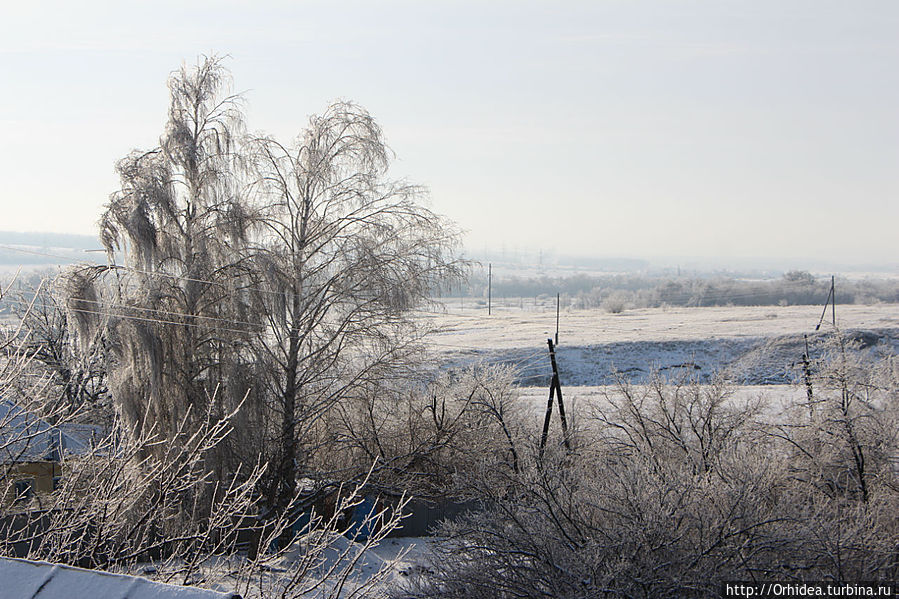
[422,303,899,347]
[170,535,439,598]
[421,303,899,386]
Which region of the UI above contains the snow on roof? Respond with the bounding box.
[0,557,241,599]
[0,399,91,462]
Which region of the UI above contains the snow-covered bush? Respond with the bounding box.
[601,290,630,314]
[406,359,899,598]
[322,365,524,498]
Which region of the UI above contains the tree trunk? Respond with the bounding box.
[277,293,301,511]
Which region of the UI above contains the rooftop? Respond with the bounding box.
[0,557,241,599]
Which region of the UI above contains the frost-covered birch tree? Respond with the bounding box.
[245,103,463,509]
[65,56,463,509]
[66,56,256,472]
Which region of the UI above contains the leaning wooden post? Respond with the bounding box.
[538,371,556,460]
[831,275,836,327]
[547,338,571,451]
[539,337,572,461]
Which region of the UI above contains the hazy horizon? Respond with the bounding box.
[2,1,897,266]
[1,229,895,276]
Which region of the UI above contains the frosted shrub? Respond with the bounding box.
[601,290,629,314]
[406,362,899,598]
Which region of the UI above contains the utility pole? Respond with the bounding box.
[815,276,836,331]
[555,292,560,346]
[831,275,836,327]
[488,263,492,316]
[539,338,571,459]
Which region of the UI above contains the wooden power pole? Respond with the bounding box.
[555,292,560,346]
[539,338,571,459]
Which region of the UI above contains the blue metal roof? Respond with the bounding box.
[0,399,90,462]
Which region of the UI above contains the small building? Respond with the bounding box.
[0,399,90,507]
[0,557,241,598]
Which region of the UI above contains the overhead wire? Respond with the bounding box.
[1,295,533,356]
[3,288,831,364]
[3,298,560,378]
[1,282,836,343]
[0,241,843,362]
[0,243,326,301]
[2,243,844,311]
[0,243,494,324]
[2,295,268,332]
[0,293,489,341]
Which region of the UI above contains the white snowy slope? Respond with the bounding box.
[0,557,241,599]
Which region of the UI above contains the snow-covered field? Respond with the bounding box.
[423,303,899,347]
[422,303,899,386]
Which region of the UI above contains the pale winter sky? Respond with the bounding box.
[1,1,896,266]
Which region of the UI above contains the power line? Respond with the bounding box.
[2,244,863,313]
[63,304,263,337]
[0,243,492,323]
[4,295,529,357]
[6,295,267,331]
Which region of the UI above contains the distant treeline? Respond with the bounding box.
[6,268,899,318]
[453,270,899,311]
